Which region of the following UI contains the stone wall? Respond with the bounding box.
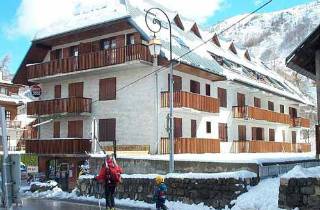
[279,177,320,209]
[89,157,259,175]
[77,176,259,209]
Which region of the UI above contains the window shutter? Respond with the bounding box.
[268,101,274,111]
[219,123,227,141]
[174,118,182,138]
[54,85,61,99]
[252,127,257,140]
[99,119,116,141]
[282,130,286,142]
[168,74,182,91]
[99,77,116,100]
[62,47,70,58]
[68,120,83,138]
[269,129,275,141]
[237,93,245,107]
[292,131,296,144]
[191,120,197,138]
[254,97,261,108]
[68,82,83,98]
[218,88,227,107]
[79,42,92,55]
[53,121,60,138]
[238,125,246,141]
[205,84,211,96]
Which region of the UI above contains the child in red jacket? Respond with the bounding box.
[95,155,123,210]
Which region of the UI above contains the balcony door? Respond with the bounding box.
[254,97,261,108]
[252,127,264,141]
[237,93,245,107]
[292,131,297,144]
[174,117,182,138]
[69,82,83,98]
[68,120,83,138]
[168,74,182,91]
[289,107,297,118]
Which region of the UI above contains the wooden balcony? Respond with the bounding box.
[231,140,311,153]
[27,97,92,116]
[25,139,91,154]
[233,106,291,125]
[161,91,219,113]
[160,137,220,154]
[290,117,310,128]
[27,44,152,80]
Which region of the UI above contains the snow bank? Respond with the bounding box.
[78,174,95,180]
[121,170,256,180]
[281,165,320,179]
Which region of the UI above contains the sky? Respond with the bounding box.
[0,0,314,75]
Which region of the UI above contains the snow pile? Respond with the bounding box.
[30,180,58,188]
[121,170,256,180]
[281,165,320,179]
[78,174,95,179]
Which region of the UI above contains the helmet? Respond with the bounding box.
[155,176,164,185]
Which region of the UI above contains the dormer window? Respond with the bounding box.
[229,42,237,55]
[212,34,221,47]
[244,50,251,61]
[173,14,184,30]
[190,23,202,39]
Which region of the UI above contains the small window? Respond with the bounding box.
[218,87,227,107]
[174,118,182,138]
[282,130,286,142]
[191,120,196,138]
[111,39,116,49]
[101,39,110,50]
[70,46,79,57]
[269,129,275,142]
[254,97,261,108]
[99,78,116,100]
[206,121,211,134]
[292,131,296,144]
[127,34,135,45]
[205,84,211,96]
[190,80,200,94]
[280,105,284,114]
[268,101,274,111]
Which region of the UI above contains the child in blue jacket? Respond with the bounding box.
[154,176,168,210]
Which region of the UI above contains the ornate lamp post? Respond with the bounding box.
[145,8,174,173]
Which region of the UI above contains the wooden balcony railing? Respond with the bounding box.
[233,106,291,124]
[160,137,220,154]
[231,140,311,153]
[25,139,91,154]
[290,117,310,128]
[27,44,152,80]
[161,91,219,113]
[27,97,92,116]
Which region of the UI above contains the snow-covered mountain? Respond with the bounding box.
[210,0,320,83]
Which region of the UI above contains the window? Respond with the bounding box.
[51,49,62,60]
[289,107,297,118]
[53,121,60,138]
[70,46,79,57]
[254,97,261,108]
[0,87,8,95]
[168,74,182,91]
[280,105,285,114]
[206,121,211,134]
[174,118,182,138]
[237,93,245,107]
[5,111,11,121]
[68,120,83,138]
[99,77,116,100]
[54,85,61,99]
[101,38,116,50]
[238,125,246,141]
[190,80,200,94]
[268,101,274,111]
[127,34,135,45]
[292,131,296,144]
[218,87,227,107]
[99,118,116,141]
[191,120,197,138]
[69,82,83,98]
[252,127,264,140]
[282,130,286,142]
[219,123,228,141]
[269,129,275,142]
[205,84,211,96]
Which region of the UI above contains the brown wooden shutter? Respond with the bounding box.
[252,127,257,140]
[268,101,274,111]
[92,41,101,52]
[282,130,286,142]
[53,121,60,138]
[68,120,83,138]
[218,87,227,107]
[99,118,116,141]
[253,127,264,140]
[54,85,61,99]
[280,105,285,113]
[191,120,197,138]
[269,129,275,141]
[99,77,116,100]
[292,131,296,144]
[205,84,211,96]
[168,74,182,91]
[289,107,297,118]
[174,117,182,138]
[238,125,246,140]
[254,97,261,108]
[190,80,200,94]
[206,121,211,133]
[68,82,83,97]
[219,123,227,141]
[62,47,70,58]
[237,93,245,107]
[79,42,92,55]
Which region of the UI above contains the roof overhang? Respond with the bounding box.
[286,24,320,80]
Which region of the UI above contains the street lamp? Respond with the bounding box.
[145,8,174,173]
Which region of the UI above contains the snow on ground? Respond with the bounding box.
[281,165,320,179]
[91,152,316,165]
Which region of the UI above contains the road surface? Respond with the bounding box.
[13,198,136,210]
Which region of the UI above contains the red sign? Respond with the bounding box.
[31,85,42,97]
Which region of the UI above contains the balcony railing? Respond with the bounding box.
[160,137,220,154]
[27,97,92,116]
[233,106,292,124]
[290,117,310,128]
[27,44,152,80]
[161,91,219,113]
[25,139,91,154]
[231,140,311,153]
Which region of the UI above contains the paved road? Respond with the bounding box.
[13,198,134,210]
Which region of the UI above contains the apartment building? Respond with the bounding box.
[13,0,311,189]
